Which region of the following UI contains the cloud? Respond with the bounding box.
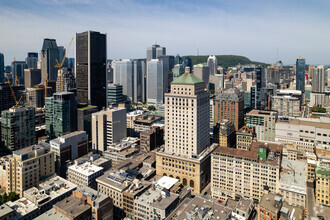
[0,0,330,65]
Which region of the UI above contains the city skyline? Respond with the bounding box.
[1,0,330,65]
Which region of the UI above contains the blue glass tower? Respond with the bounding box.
[296,57,305,93]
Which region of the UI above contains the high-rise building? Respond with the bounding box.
[146,44,166,61]
[77,105,98,140]
[92,108,127,153]
[41,39,60,82]
[207,55,217,75]
[312,65,326,93]
[246,110,277,142]
[24,68,41,88]
[57,46,67,67]
[193,63,210,89]
[271,96,300,117]
[108,84,124,104]
[76,31,107,110]
[215,120,236,148]
[11,61,27,85]
[214,88,244,131]
[146,59,164,105]
[56,67,76,94]
[156,70,214,194]
[25,52,38,69]
[296,56,306,93]
[253,67,265,109]
[1,106,35,151]
[0,83,25,112]
[3,142,55,197]
[26,88,45,108]
[45,92,77,138]
[159,55,175,92]
[182,57,192,72]
[172,64,184,81]
[0,53,5,82]
[211,142,282,202]
[175,54,182,65]
[112,59,145,102]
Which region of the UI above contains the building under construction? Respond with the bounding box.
[0,83,25,112]
[1,105,36,151]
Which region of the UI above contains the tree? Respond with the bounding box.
[148,105,156,111]
[311,105,326,113]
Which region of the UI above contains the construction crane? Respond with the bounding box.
[55,37,74,93]
[5,73,22,105]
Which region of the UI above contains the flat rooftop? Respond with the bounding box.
[276,117,330,129]
[0,203,13,217]
[34,208,69,220]
[247,109,277,116]
[280,159,307,194]
[6,198,38,219]
[68,161,103,177]
[136,188,179,210]
[259,193,282,214]
[54,195,91,218]
[156,176,179,190]
[176,196,232,220]
[96,171,132,192]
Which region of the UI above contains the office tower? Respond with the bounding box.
[271,96,300,117]
[1,106,35,151]
[76,31,107,110]
[113,59,145,102]
[45,92,77,138]
[216,120,236,148]
[211,142,281,202]
[56,67,76,94]
[108,84,124,104]
[236,126,255,150]
[207,55,217,75]
[156,70,213,193]
[266,66,280,87]
[193,64,209,89]
[312,65,326,93]
[175,54,182,64]
[246,110,277,142]
[251,67,265,109]
[182,57,192,72]
[26,88,45,108]
[209,74,224,92]
[57,46,67,66]
[146,44,166,61]
[0,53,5,82]
[296,56,305,93]
[41,39,60,81]
[77,105,98,140]
[3,142,55,196]
[50,131,88,176]
[159,55,175,92]
[214,88,244,131]
[0,84,25,112]
[67,57,75,70]
[24,68,41,88]
[11,61,27,85]
[173,64,184,81]
[25,52,38,69]
[92,108,127,153]
[106,59,113,83]
[146,59,164,105]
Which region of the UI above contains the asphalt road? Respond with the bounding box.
[307,186,316,219]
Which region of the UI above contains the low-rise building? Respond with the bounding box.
[315,165,330,206]
[134,115,162,134]
[0,203,14,220]
[102,137,139,163]
[67,160,104,189]
[23,176,77,214]
[236,126,255,150]
[279,159,306,208]
[6,197,39,220]
[214,120,236,148]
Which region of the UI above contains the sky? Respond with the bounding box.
[0,0,330,66]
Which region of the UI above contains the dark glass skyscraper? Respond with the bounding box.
[75,31,107,110]
[296,57,306,93]
[0,53,4,82]
[25,52,38,69]
[146,44,166,61]
[41,39,60,81]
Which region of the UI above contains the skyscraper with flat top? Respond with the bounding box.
[312,65,326,93]
[147,59,164,105]
[146,44,166,61]
[41,39,59,81]
[296,56,305,93]
[0,53,4,82]
[25,52,38,69]
[75,31,107,110]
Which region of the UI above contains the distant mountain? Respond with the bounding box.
[182,55,268,69]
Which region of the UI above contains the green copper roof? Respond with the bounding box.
[172,73,204,85]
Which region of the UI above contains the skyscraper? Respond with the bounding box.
[11,61,27,85]
[113,59,145,102]
[146,44,166,61]
[1,105,35,151]
[296,56,306,93]
[207,55,217,75]
[41,39,60,81]
[25,52,38,69]
[312,65,326,93]
[0,53,5,82]
[24,68,41,88]
[75,31,107,110]
[146,59,164,105]
[45,92,77,138]
[156,70,213,193]
[159,55,175,92]
[193,63,209,89]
